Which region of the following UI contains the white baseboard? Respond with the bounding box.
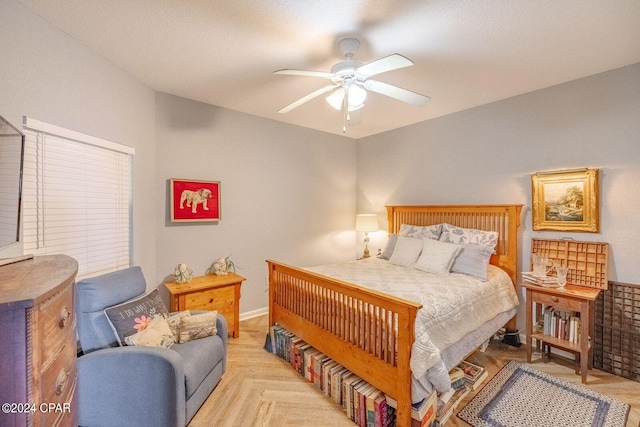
[240,306,268,321]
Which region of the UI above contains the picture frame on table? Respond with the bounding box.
[531,168,599,232]
[170,178,221,222]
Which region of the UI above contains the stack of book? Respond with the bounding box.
[434,358,489,425]
[542,307,581,343]
[387,391,437,427]
[270,324,439,427]
[522,272,562,287]
[435,385,469,425]
[457,360,488,390]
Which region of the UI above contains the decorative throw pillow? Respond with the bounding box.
[388,235,424,267]
[380,234,398,260]
[178,311,218,343]
[398,223,442,241]
[124,315,175,348]
[104,288,169,346]
[165,310,192,342]
[439,223,498,251]
[450,243,494,281]
[415,238,462,275]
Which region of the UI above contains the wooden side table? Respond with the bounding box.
[523,282,601,383]
[164,273,245,338]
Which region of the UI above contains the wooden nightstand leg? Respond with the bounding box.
[580,301,590,383]
[526,290,533,363]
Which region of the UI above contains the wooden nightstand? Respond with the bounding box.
[164,273,245,338]
[523,282,600,383]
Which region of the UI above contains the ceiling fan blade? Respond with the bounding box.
[278,84,340,114]
[356,54,414,77]
[364,80,430,106]
[274,69,334,79]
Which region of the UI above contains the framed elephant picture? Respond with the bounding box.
[170,178,221,222]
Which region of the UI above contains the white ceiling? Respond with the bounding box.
[17,0,640,139]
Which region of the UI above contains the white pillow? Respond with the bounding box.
[388,236,423,267]
[380,234,398,260]
[415,238,462,275]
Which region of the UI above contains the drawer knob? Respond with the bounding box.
[551,296,559,303]
[59,306,72,328]
[55,369,70,396]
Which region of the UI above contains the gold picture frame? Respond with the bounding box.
[532,168,599,232]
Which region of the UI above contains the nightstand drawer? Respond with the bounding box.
[531,290,582,311]
[187,286,234,311]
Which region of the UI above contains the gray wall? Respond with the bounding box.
[357,63,640,330]
[0,0,158,277]
[154,93,356,315]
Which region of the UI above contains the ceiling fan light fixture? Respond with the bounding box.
[347,85,367,107]
[325,89,345,110]
[325,88,365,112]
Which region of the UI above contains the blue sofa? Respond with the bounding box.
[75,267,227,427]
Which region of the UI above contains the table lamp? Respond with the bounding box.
[355,214,379,258]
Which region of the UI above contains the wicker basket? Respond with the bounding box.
[593,281,640,382]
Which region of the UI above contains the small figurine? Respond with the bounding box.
[206,255,237,276]
[173,263,193,283]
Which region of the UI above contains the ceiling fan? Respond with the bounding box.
[275,38,430,132]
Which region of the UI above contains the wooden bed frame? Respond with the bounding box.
[267,204,523,427]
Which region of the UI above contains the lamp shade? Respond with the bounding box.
[355,214,379,232]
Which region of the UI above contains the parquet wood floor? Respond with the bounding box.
[189,315,640,427]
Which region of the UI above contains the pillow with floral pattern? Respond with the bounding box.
[439,223,498,251]
[399,223,443,241]
[104,288,169,346]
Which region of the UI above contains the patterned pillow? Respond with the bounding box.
[388,235,423,267]
[124,315,175,348]
[415,239,462,275]
[104,288,169,345]
[178,311,218,343]
[451,243,494,281]
[165,310,192,342]
[399,223,443,240]
[439,223,498,250]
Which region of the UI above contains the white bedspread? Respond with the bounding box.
[306,257,519,380]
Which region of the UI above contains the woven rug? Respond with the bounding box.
[457,361,630,427]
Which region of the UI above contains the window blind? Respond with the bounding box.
[22,117,134,279]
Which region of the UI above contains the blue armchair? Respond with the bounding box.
[75,267,227,427]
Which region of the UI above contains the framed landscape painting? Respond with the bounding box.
[531,168,599,232]
[170,179,221,222]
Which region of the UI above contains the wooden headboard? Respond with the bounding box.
[386,205,523,283]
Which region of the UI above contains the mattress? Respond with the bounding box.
[306,256,519,400]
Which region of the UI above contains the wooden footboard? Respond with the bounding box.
[267,204,523,426]
[267,260,422,427]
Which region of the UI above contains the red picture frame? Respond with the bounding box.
[170,179,221,222]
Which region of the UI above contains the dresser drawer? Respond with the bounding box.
[40,332,77,426]
[39,282,75,367]
[531,290,582,311]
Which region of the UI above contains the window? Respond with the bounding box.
[22,117,134,279]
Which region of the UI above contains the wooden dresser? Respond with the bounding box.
[0,255,78,427]
[164,272,245,338]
